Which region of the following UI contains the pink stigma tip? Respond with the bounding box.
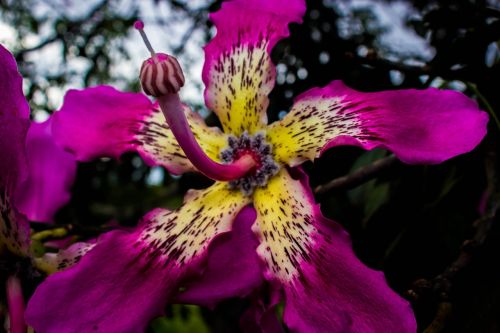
[134,20,144,30]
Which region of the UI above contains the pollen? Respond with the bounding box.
[220,132,280,195]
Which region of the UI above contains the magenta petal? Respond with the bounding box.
[14,118,76,223]
[285,171,416,333]
[26,183,250,332]
[325,82,489,164]
[25,229,181,333]
[52,85,227,175]
[270,81,488,166]
[203,0,306,135]
[52,85,155,161]
[283,214,416,332]
[252,169,416,333]
[0,115,29,195]
[0,45,30,193]
[175,205,263,308]
[204,0,306,75]
[0,44,29,120]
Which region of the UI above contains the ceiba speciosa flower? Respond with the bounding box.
[25,1,488,332]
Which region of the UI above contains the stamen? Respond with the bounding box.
[220,132,280,195]
[134,22,257,182]
[134,20,157,61]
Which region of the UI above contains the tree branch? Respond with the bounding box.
[14,0,110,60]
[347,51,432,75]
[314,155,398,195]
[422,302,453,333]
[14,35,61,60]
[407,143,499,333]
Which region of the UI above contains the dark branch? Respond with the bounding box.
[347,51,432,75]
[14,35,61,60]
[314,155,398,195]
[422,302,453,333]
[407,143,500,333]
[407,204,498,333]
[14,0,110,61]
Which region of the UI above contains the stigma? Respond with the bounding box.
[220,132,280,195]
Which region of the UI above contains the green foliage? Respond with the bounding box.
[150,305,210,333]
[348,149,391,226]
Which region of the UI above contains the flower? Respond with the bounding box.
[0,44,77,332]
[0,45,31,259]
[0,43,78,253]
[25,0,488,332]
[0,46,77,226]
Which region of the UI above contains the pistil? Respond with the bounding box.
[134,21,256,181]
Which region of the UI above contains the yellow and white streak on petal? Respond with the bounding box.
[137,106,228,174]
[34,242,96,274]
[206,41,273,136]
[139,181,251,265]
[252,169,316,281]
[267,95,362,166]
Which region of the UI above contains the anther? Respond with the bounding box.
[221,132,280,195]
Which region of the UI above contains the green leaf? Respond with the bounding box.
[348,149,391,227]
[150,305,210,333]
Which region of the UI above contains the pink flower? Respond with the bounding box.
[25,0,488,332]
[0,44,77,333]
[0,45,77,226]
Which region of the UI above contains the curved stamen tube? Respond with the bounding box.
[157,93,255,181]
[134,21,256,181]
[6,276,26,333]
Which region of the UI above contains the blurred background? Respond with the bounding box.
[1,0,500,332]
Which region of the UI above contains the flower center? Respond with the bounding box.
[220,132,279,195]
